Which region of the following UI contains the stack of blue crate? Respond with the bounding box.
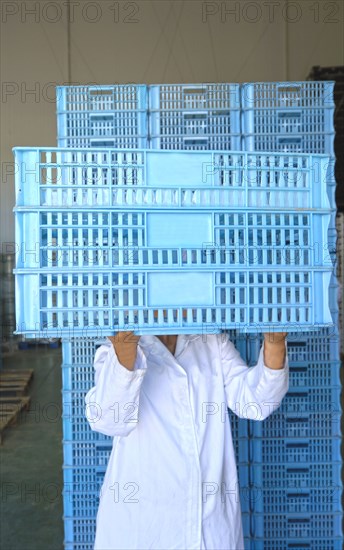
[54,83,252,549]
[13,82,342,549]
[240,82,342,549]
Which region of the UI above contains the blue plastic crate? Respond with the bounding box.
[63,441,112,468]
[241,81,335,155]
[62,364,96,392]
[250,512,343,539]
[250,461,342,490]
[63,390,88,416]
[14,148,332,209]
[64,517,96,547]
[251,537,344,550]
[286,329,340,363]
[63,489,101,518]
[250,486,343,515]
[149,83,241,150]
[57,85,148,148]
[249,436,342,465]
[63,464,105,490]
[277,386,341,414]
[288,361,341,388]
[241,513,251,541]
[13,148,334,335]
[251,410,341,438]
[63,413,109,442]
[61,338,105,367]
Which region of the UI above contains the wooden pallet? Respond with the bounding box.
[0,369,34,396]
[0,396,31,444]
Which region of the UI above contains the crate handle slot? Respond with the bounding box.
[277,111,302,119]
[277,137,302,145]
[291,367,308,373]
[287,545,310,548]
[183,113,207,120]
[287,492,310,499]
[90,89,112,96]
[90,114,114,121]
[90,140,116,147]
[184,87,207,95]
[287,517,310,523]
[277,86,301,95]
[183,138,209,146]
[286,443,308,449]
[286,468,309,474]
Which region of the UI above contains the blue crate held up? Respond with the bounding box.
[57,85,148,148]
[241,81,335,155]
[13,147,334,336]
[149,83,241,150]
[15,149,333,210]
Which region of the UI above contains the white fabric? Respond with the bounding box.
[85,334,289,550]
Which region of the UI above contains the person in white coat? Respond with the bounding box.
[85,331,289,550]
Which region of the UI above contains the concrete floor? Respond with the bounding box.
[1,346,64,550]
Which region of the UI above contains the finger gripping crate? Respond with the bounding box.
[57,85,148,149]
[13,148,334,335]
[241,81,335,155]
[149,83,241,150]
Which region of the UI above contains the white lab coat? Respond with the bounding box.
[85,334,289,550]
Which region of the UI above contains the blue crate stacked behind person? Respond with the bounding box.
[57,85,148,149]
[242,80,342,549]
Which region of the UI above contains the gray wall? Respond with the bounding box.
[1,0,343,248]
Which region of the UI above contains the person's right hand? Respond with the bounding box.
[108,332,140,371]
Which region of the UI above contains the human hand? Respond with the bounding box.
[108,332,140,371]
[263,332,287,370]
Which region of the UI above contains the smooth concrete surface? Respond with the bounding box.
[0,347,64,550]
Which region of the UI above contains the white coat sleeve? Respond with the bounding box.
[84,339,148,437]
[220,336,289,421]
